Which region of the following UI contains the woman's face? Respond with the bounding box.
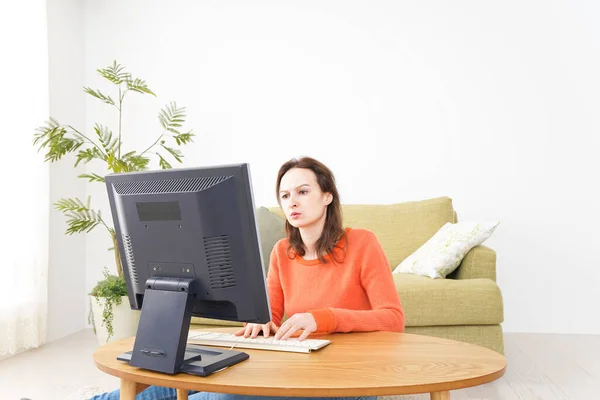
[278,168,332,229]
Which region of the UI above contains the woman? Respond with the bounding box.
[90,156,404,400]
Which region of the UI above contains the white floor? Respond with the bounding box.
[0,330,598,400]
[0,329,118,400]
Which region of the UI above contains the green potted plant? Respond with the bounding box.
[33,61,195,344]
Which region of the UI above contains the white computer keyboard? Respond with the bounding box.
[187,331,331,353]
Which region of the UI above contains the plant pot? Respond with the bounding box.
[90,295,140,346]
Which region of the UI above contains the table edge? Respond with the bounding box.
[93,359,507,396]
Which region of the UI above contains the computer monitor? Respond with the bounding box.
[105,163,271,376]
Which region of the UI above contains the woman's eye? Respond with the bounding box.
[299,190,307,195]
[281,194,289,199]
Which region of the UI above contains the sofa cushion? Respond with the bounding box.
[405,324,504,355]
[256,206,286,272]
[340,197,456,270]
[394,272,503,326]
[394,221,499,279]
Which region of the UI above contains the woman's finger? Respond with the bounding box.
[275,315,298,340]
[274,322,290,340]
[265,322,279,338]
[251,324,262,338]
[262,324,271,338]
[280,323,302,341]
[298,328,312,341]
[243,324,253,338]
[234,327,245,336]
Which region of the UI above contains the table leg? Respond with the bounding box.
[120,379,138,400]
[177,389,189,400]
[430,391,450,400]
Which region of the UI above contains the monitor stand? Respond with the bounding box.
[116,277,249,377]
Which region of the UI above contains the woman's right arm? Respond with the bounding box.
[266,244,285,326]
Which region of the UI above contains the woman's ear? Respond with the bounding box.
[325,193,333,205]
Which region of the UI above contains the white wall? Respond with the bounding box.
[79,0,600,334]
[46,0,87,342]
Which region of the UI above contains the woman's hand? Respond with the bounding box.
[274,313,317,341]
[234,321,279,338]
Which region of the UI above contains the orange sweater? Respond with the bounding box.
[266,228,405,334]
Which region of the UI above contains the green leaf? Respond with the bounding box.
[161,144,183,163]
[83,87,115,106]
[126,155,151,171]
[78,173,106,183]
[97,60,130,85]
[106,153,128,173]
[94,123,119,154]
[156,152,172,169]
[54,197,103,235]
[75,147,106,167]
[173,131,195,146]
[90,268,127,298]
[126,77,156,96]
[158,102,186,134]
[55,196,92,213]
[90,267,127,342]
[120,152,150,172]
[33,119,84,162]
[121,150,136,158]
[33,117,59,146]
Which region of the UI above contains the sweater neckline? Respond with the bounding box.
[294,227,351,266]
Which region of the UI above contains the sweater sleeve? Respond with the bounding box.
[266,244,285,326]
[310,232,405,333]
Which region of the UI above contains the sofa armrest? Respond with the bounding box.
[450,245,497,281]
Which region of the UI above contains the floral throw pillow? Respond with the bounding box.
[393,221,499,279]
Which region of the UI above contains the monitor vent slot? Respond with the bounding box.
[204,235,236,289]
[122,234,139,284]
[113,175,233,195]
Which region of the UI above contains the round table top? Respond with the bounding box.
[93,328,506,396]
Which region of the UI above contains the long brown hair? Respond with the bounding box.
[275,157,346,263]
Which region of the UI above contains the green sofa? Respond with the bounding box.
[191,196,504,355]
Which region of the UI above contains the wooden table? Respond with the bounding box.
[93,328,506,400]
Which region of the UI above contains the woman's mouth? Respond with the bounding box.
[291,212,301,219]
